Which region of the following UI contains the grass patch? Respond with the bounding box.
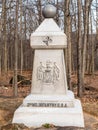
[42,123,54,128]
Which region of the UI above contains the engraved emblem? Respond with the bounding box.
[43,36,52,46]
[37,61,59,84]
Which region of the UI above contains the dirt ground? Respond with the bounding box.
[0,71,98,130]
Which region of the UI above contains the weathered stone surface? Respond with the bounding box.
[31,50,67,95]
[1,123,29,130]
[9,75,26,84]
[30,19,67,49]
[12,4,84,128]
[42,4,56,18]
[1,123,84,130]
[56,127,84,130]
[9,75,31,86]
[18,80,31,86]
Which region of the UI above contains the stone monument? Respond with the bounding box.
[12,4,84,128]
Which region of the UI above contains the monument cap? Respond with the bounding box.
[42,4,56,18]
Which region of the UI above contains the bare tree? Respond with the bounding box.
[20,0,23,75]
[82,0,93,87]
[37,0,43,24]
[2,0,7,74]
[77,0,83,97]
[64,0,72,90]
[90,9,95,75]
[96,0,98,64]
[14,0,19,97]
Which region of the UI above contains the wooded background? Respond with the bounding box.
[0,0,98,97]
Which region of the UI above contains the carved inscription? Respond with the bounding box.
[43,36,52,46]
[27,103,67,108]
[37,61,60,84]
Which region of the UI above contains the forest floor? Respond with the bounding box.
[0,71,98,130]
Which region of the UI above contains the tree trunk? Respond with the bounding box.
[64,0,72,90]
[38,0,43,25]
[96,0,98,64]
[77,0,83,97]
[82,0,89,87]
[14,0,19,97]
[20,0,23,75]
[90,10,95,75]
[0,55,1,76]
[2,0,7,74]
[56,0,60,25]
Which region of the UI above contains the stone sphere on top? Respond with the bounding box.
[42,4,56,18]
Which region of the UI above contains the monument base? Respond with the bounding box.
[12,91,84,128]
[23,91,75,107]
